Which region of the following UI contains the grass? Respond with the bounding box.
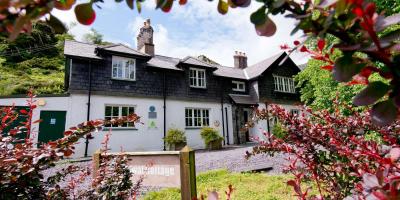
[143,169,317,200]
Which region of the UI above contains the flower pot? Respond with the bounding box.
[168,142,186,151]
[207,139,222,150]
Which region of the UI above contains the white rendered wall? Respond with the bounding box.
[250,102,302,142]
[0,96,70,144]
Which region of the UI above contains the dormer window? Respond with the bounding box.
[189,68,206,88]
[112,56,136,81]
[232,81,245,92]
[273,75,295,93]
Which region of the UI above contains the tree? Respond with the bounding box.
[83,28,111,45]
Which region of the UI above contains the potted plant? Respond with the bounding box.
[164,128,187,151]
[200,127,223,150]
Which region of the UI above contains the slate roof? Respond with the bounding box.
[214,66,247,80]
[64,40,101,59]
[64,40,298,80]
[244,52,285,80]
[99,44,149,57]
[229,94,258,105]
[147,55,182,71]
[180,56,218,69]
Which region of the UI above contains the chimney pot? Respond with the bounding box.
[233,51,248,69]
[137,19,155,56]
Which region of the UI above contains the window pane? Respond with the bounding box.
[129,107,135,114]
[121,107,128,116]
[105,106,111,116]
[112,64,118,78]
[112,106,119,116]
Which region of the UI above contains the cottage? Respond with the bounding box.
[0,19,302,158]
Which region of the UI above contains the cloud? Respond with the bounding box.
[51,6,90,41]
[130,1,306,66]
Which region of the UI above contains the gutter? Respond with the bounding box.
[84,60,92,157]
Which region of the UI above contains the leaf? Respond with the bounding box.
[19,109,28,114]
[317,39,325,51]
[74,3,96,25]
[126,0,134,9]
[218,0,229,15]
[389,148,400,162]
[179,0,187,5]
[161,0,173,12]
[353,81,389,106]
[54,0,76,10]
[376,13,400,32]
[362,173,380,189]
[250,6,266,26]
[333,54,365,82]
[371,100,398,126]
[230,0,251,8]
[136,0,142,13]
[255,15,277,37]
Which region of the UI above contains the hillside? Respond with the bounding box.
[0,22,69,96]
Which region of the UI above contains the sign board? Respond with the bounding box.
[93,146,197,200]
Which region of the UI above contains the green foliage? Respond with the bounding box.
[372,0,400,16]
[200,127,223,146]
[164,128,186,145]
[271,122,287,139]
[144,169,318,200]
[0,22,68,96]
[83,28,111,45]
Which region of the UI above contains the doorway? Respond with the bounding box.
[38,111,66,144]
[243,109,250,142]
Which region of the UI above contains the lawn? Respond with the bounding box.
[143,170,316,200]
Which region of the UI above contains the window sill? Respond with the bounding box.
[111,78,136,82]
[190,86,207,89]
[102,127,138,131]
[274,90,296,94]
[185,127,204,130]
[232,89,246,92]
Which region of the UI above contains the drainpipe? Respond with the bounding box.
[220,79,226,145]
[84,60,92,157]
[163,72,166,151]
[225,107,230,145]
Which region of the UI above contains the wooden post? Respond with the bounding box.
[180,146,197,200]
[92,150,101,178]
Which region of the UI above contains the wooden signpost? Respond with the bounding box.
[93,146,197,200]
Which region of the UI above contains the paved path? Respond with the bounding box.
[196,144,288,174]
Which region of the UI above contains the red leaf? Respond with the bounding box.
[365,3,376,17]
[63,149,74,157]
[321,65,333,71]
[293,40,300,46]
[317,39,325,51]
[19,109,28,114]
[300,46,308,52]
[179,0,187,5]
[352,7,364,17]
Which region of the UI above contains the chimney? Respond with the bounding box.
[137,19,155,56]
[233,51,247,69]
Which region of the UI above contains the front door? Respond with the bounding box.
[38,111,66,144]
[243,110,250,142]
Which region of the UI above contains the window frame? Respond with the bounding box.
[273,75,296,93]
[111,56,136,81]
[185,108,210,128]
[189,68,206,88]
[104,104,136,129]
[232,80,246,92]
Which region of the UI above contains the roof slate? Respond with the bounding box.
[214,66,247,80]
[229,94,258,105]
[244,52,285,79]
[64,40,101,59]
[180,56,217,68]
[147,55,182,71]
[100,44,149,57]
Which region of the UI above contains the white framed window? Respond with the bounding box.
[185,108,210,127]
[273,75,295,93]
[189,68,206,88]
[104,105,135,128]
[112,56,136,81]
[232,81,245,92]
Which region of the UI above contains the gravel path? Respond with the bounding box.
[42,144,288,197]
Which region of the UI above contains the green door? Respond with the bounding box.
[38,111,66,144]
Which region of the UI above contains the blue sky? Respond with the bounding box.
[52,1,307,66]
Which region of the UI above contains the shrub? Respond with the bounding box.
[164,128,186,145]
[200,127,223,149]
[0,91,142,199]
[248,102,400,199]
[271,121,287,139]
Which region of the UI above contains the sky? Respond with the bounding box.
[52,1,308,67]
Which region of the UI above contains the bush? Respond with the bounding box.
[200,127,223,150]
[271,121,287,139]
[164,128,186,145]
